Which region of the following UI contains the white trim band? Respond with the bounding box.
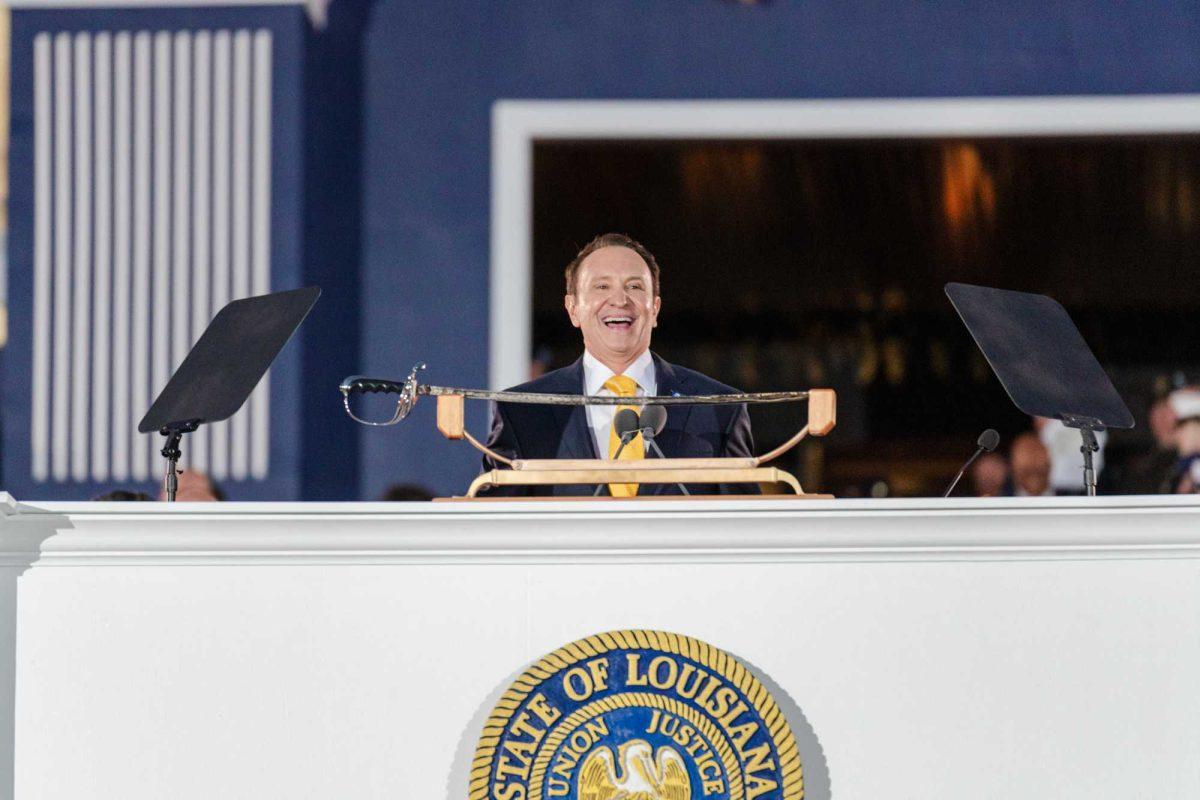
[3,494,1200,566]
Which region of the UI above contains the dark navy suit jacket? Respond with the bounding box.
[480,353,758,496]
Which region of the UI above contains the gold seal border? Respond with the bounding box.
[468,629,803,800]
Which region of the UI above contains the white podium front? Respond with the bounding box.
[1,493,1199,799]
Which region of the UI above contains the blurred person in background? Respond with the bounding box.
[1010,432,1053,497]
[529,345,554,380]
[158,471,224,502]
[970,452,1010,497]
[1169,389,1200,494]
[1035,416,1106,495]
[380,483,434,501]
[1118,395,1179,494]
[94,490,153,501]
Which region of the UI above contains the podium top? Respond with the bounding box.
[946,282,1133,430]
[138,287,320,433]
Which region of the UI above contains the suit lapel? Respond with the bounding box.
[550,358,598,460]
[653,353,694,442]
[639,354,693,496]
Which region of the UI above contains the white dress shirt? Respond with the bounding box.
[582,349,656,458]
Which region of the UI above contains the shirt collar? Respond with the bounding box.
[583,349,655,396]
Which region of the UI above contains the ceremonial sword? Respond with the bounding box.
[339,363,811,426]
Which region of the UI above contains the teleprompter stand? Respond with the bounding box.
[138,287,321,500]
[946,283,1133,496]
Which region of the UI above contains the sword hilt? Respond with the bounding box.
[339,363,425,426]
[339,376,407,395]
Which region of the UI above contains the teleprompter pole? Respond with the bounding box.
[1079,426,1099,497]
[1062,414,1103,497]
[159,420,200,502]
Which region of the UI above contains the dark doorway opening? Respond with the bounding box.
[532,137,1200,496]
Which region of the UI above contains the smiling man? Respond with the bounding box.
[481,232,756,496]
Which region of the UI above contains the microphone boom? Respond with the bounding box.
[944,428,1000,498]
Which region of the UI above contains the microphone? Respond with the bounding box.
[594,409,642,496]
[639,405,689,496]
[611,408,642,457]
[943,428,1000,497]
[639,405,667,439]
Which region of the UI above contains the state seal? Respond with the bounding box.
[470,629,802,800]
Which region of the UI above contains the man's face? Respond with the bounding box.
[970,452,1008,497]
[1149,399,1177,449]
[565,246,660,369]
[1011,438,1051,496]
[158,470,220,502]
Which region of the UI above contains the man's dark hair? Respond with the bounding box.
[94,489,154,501]
[564,233,661,297]
[380,483,434,501]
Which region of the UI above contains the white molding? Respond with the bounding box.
[490,95,1200,389]
[2,495,1200,566]
[9,1,305,7]
[8,0,331,27]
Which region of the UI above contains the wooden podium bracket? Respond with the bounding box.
[436,388,838,498]
[466,461,825,498]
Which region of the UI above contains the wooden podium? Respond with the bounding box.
[437,388,839,497]
[1,493,1199,798]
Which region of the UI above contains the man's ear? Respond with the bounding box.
[565,294,581,328]
[652,295,661,328]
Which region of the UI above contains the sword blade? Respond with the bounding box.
[418,385,809,406]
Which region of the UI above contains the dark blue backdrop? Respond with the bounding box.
[356,0,1200,499]
[3,5,318,501]
[4,2,1198,499]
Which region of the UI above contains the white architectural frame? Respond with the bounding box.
[490,95,1200,389]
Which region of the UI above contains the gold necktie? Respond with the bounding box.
[604,374,642,497]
